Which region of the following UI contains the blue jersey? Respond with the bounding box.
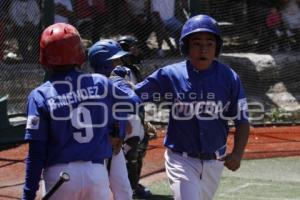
[25,69,137,167]
[135,60,249,154]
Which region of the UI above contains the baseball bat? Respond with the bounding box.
[42,172,70,200]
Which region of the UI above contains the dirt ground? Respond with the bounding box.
[140,125,300,177]
[0,125,300,200]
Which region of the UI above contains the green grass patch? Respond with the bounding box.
[136,157,300,200]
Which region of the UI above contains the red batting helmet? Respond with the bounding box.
[39,23,85,67]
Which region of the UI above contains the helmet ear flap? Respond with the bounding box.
[179,40,186,56]
[179,37,189,56]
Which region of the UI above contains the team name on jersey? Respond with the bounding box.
[47,86,101,110]
[174,100,231,116]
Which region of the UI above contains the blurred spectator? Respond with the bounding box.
[147,0,181,56]
[175,0,188,23]
[281,0,300,49]
[9,0,40,63]
[246,0,269,36]
[75,0,110,43]
[124,0,153,54]
[150,12,176,57]
[88,0,109,42]
[150,0,183,44]
[265,7,286,52]
[74,0,93,39]
[266,7,282,31]
[54,0,74,24]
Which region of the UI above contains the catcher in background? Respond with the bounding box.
[132,15,250,200]
[117,35,157,198]
[22,23,139,200]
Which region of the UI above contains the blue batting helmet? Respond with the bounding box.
[88,39,128,77]
[179,15,223,56]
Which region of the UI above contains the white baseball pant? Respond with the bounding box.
[109,150,133,200]
[42,161,109,200]
[165,149,224,200]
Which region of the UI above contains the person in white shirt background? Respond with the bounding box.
[9,0,40,63]
[54,0,74,24]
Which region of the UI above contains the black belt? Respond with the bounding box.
[91,159,104,164]
[171,149,216,160]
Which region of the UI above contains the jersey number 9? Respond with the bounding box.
[71,107,94,143]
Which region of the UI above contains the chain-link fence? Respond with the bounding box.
[0,0,300,124]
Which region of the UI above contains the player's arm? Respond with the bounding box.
[225,122,250,171]
[23,141,46,200]
[135,68,170,103]
[110,75,140,105]
[223,74,250,171]
[23,95,48,200]
[107,78,140,138]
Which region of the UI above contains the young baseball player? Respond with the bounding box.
[88,39,138,200]
[22,23,139,200]
[133,15,250,200]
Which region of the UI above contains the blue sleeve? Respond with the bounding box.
[135,68,170,102]
[111,77,140,103]
[22,140,46,200]
[107,79,139,138]
[109,78,141,106]
[227,74,249,125]
[25,94,49,141]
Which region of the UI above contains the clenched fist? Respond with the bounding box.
[221,153,242,171]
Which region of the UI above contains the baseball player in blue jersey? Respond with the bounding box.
[22,23,139,200]
[132,15,250,200]
[88,39,138,200]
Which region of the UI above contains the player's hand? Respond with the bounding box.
[221,153,242,171]
[110,66,130,78]
[110,137,122,155]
